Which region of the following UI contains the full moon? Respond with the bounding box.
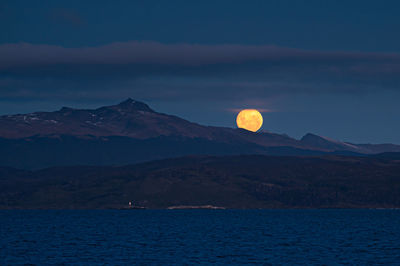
[236,109,263,132]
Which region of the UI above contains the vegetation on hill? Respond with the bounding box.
[1,155,400,209]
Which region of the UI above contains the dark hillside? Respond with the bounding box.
[1,155,400,209]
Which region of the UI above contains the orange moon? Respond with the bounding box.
[236,109,263,132]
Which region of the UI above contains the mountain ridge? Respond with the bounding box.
[0,99,399,169]
[0,99,318,151]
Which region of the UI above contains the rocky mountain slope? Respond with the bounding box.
[0,99,399,169]
[0,99,306,147]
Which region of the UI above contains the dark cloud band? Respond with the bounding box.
[1,41,400,104]
[2,41,400,69]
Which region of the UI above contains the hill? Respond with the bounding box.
[1,155,400,209]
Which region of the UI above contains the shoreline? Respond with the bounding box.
[1,207,400,210]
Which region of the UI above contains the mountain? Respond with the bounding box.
[300,133,400,154]
[300,133,360,151]
[0,98,213,139]
[2,155,400,209]
[0,98,305,147]
[0,99,399,169]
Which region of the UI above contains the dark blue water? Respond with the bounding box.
[1,210,400,265]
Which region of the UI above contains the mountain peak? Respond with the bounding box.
[115,98,154,112]
[300,133,360,152]
[59,106,75,112]
[301,133,320,141]
[119,98,135,105]
[301,133,339,145]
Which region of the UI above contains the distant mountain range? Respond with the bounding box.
[1,99,399,169]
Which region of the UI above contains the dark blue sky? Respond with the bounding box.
[1,0,400,143]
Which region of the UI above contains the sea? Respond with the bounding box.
[1,209,400,265]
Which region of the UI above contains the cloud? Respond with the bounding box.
[227,108,274,113]
[2,41,400,69]
[1,41,400,105]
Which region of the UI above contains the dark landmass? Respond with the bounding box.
[1,99,400,209]
[0,99,399,169]
[1,155,400,209]
[0,134,368,170]
[166,205,226,210]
